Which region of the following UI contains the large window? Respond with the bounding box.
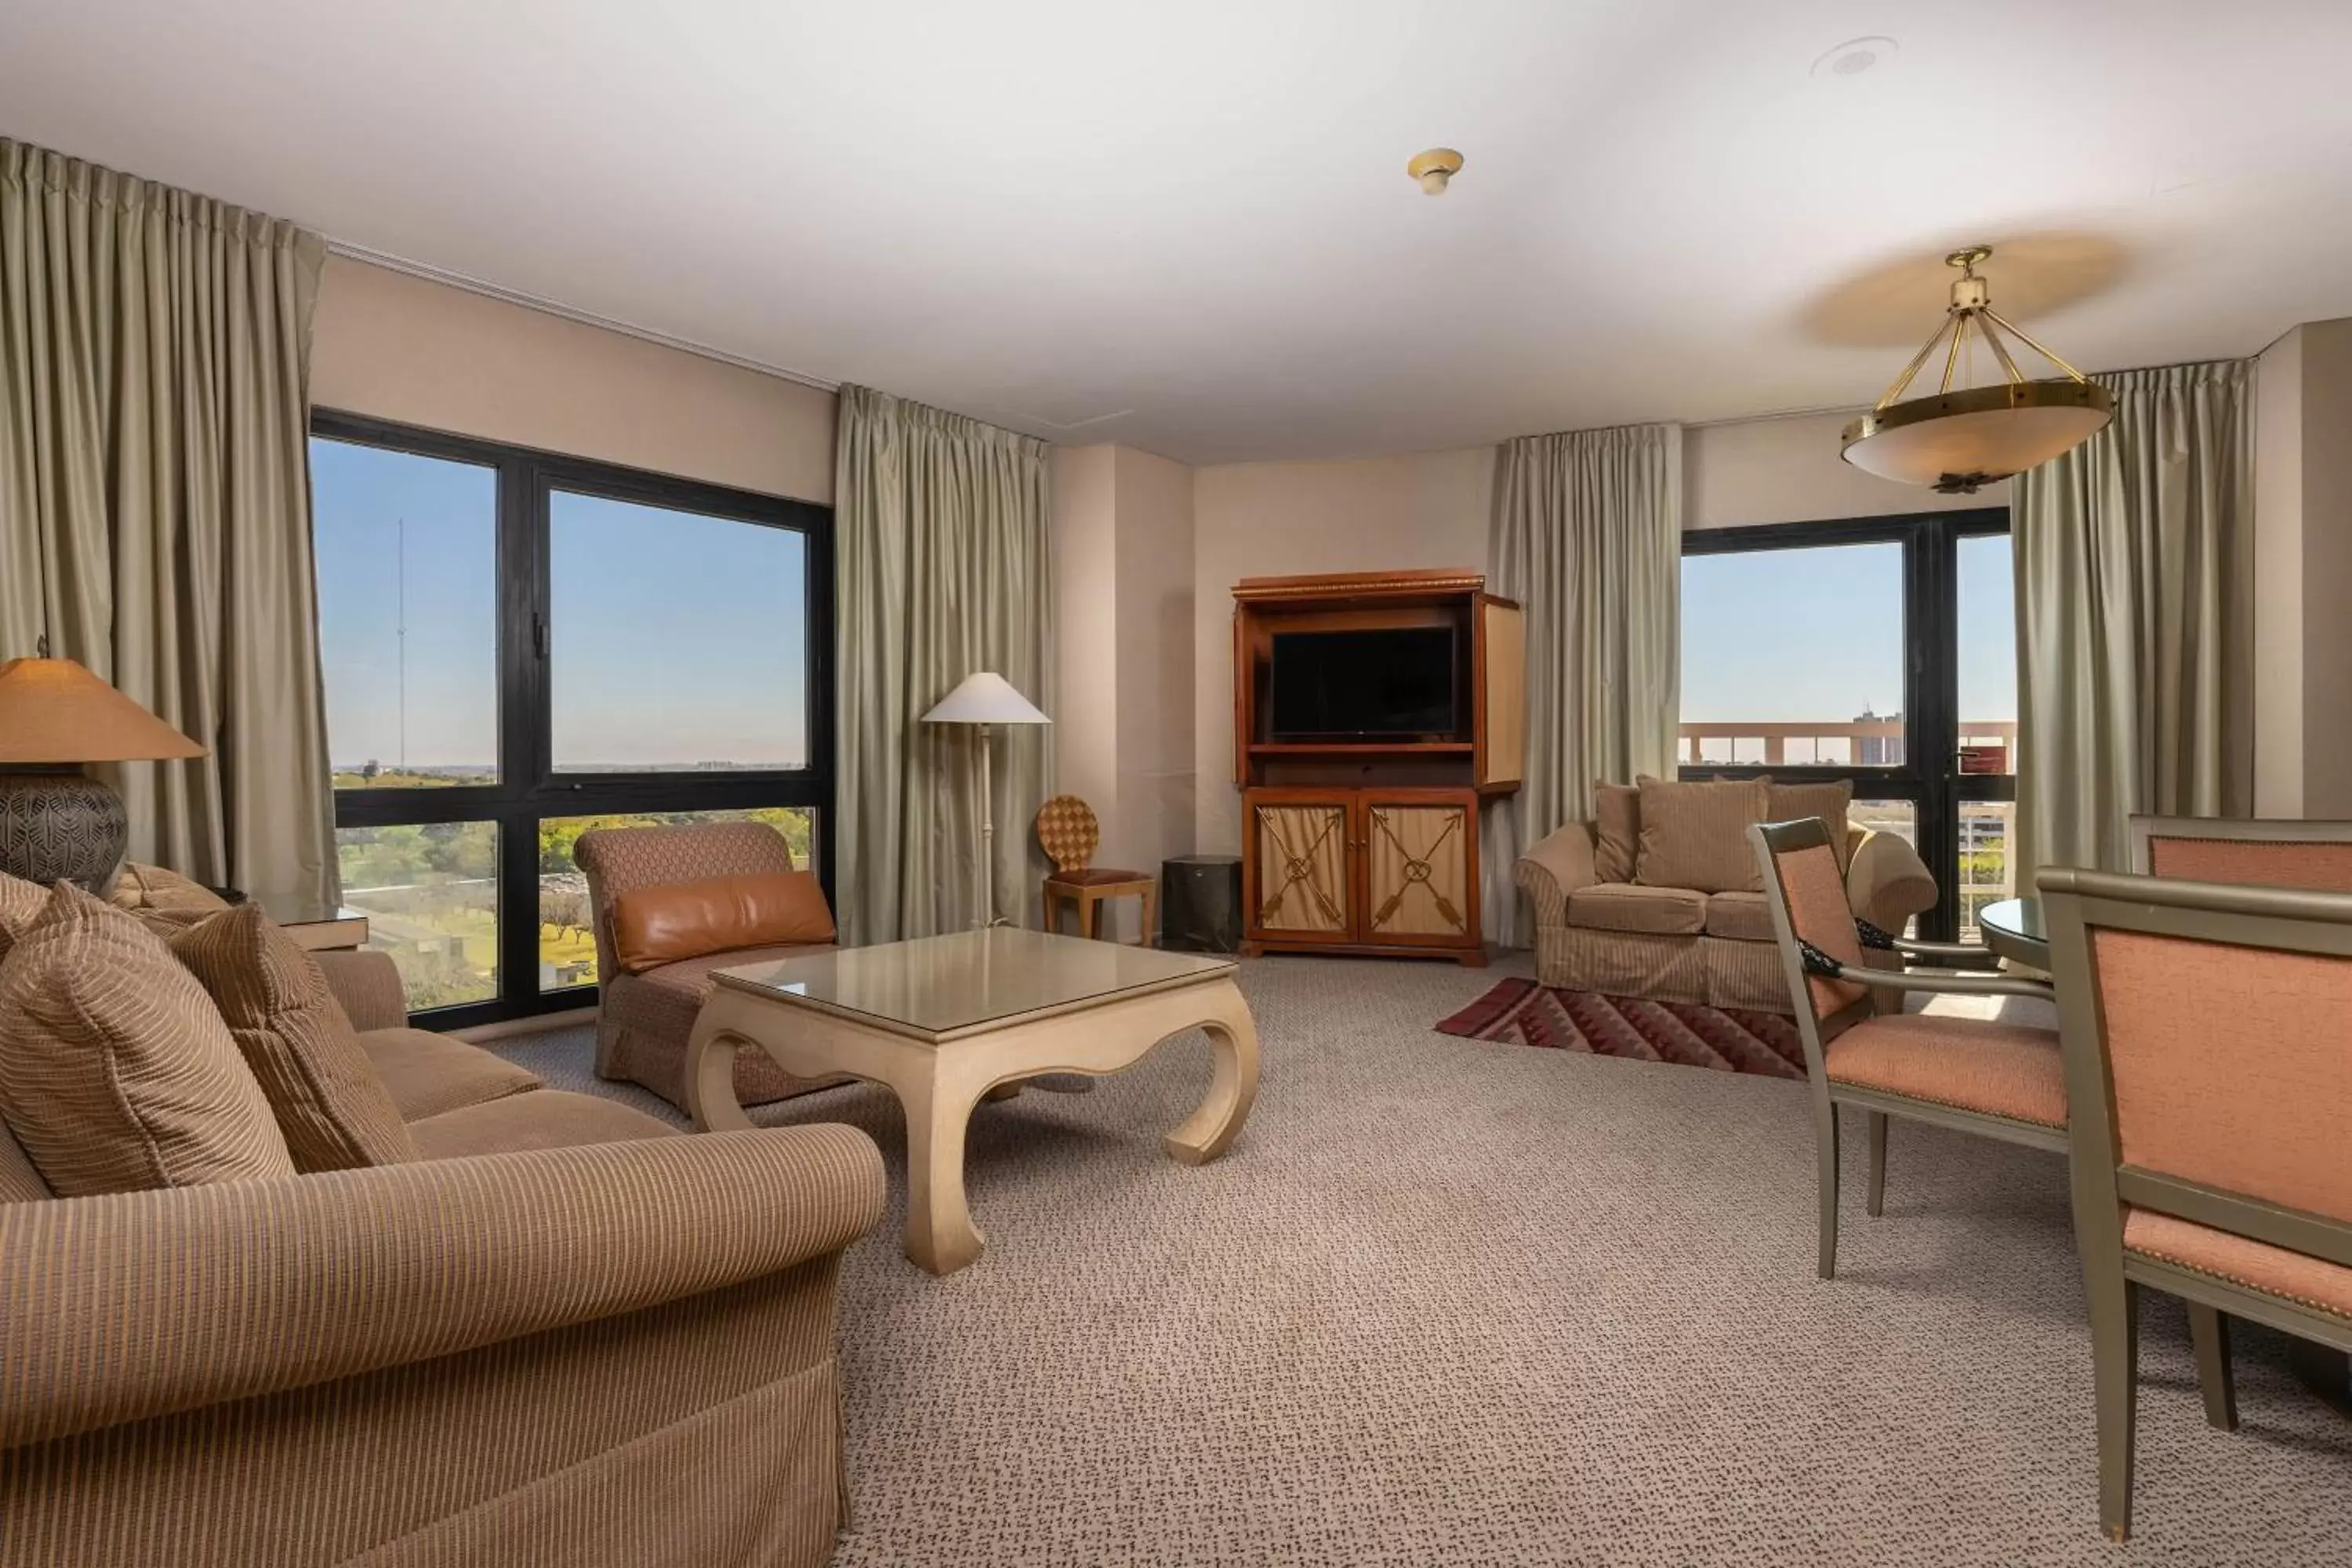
[311,413,833,1025]
[1679,510,2014,941]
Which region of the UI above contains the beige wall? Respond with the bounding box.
[310,256,837,503]
[1683,411,2011,529]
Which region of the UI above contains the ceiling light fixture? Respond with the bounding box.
[1840,246,2112,493]
[1406,148,1464,195]
[1811,36,1897,78]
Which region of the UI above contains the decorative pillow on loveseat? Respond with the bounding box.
[1633,775,1769,894]
[171,903,418,1171]
[610,870,837,975]
[0,884,296,1196]
[1592,782,1642,884]
[0,869,48,964]
[1766,781,1854,870]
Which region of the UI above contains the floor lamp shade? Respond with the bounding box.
[0,658,207,892]
[920,673,1051,927]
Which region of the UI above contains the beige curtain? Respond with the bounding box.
[0,140,334,903]
[2014,359,2253,879]
[833,385,1054,943]
[1486,423,1683,943]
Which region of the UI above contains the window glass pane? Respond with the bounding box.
[310,438,499,787]
[335,822,499,1011]
[1679,544,1905,768]
[536,808,817,993]
[1958,801,2016,940]
[549,493,808,773]
[1957,533,2018,775]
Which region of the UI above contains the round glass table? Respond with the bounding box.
[1976,897,2048,971]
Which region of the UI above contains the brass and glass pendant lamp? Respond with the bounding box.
[1840,245,2112,493]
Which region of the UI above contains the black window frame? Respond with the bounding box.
[311,409,836,1029]
[1678,506,2014,942]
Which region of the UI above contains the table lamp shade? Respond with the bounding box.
[920,672,1051,727]
[0,658,206,763]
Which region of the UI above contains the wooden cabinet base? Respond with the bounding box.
[1241,937,1487,966]
[1240,785,1484,964]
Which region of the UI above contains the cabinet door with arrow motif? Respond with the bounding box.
[1243,789,1356,943]
[1360,791,1480,949]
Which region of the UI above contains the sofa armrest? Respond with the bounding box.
[1515,822,1600,928]
[311,947,409,1031]
[1846,828,1937,935]
[0,1124,884,1449]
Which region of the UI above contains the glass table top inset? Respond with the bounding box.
[714,927,1238,1042]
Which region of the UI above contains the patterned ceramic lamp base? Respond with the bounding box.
[0,769,127,893]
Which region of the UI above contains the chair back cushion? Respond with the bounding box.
[1036,795,1102,872]
[170,905,419,1171]
[611,872,837,975]
[1762,837,1870,1020]
[574,821,800,984]
[2145,833,2352,892]
[1592,783,1641,884]
[0,884,296,1196]
[1635,776,1769,893]
[2089,926,2352,1224]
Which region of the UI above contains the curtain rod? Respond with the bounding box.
[325,239,840,394]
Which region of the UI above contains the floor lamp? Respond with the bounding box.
[920,672,1051,929]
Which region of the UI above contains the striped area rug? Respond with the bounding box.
[1434,978,1806,1080]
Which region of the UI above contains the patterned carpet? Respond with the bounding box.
[487,953,2352,1566]
[1436,977,1806,1077]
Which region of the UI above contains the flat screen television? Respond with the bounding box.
[1268,626,1457,741]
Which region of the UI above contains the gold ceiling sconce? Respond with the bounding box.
[1406,148,1464,195]
[1841,245,2113,493]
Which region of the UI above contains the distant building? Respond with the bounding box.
[1854,706,1904,766]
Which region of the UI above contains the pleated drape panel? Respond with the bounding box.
[1486,423,1683,946]
[0,139,336,905]
[2013,360,2253,880]
[833,385,1054,943]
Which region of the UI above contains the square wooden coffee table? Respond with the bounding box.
[685,927,1260,1275]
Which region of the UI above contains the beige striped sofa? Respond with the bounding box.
[0,946,884,1568]
[1515,780,1936,1014]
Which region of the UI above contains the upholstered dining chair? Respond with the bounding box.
[2038,867,2352,1542]
[2129,813,2352,887]
[1750,817,2069,1279]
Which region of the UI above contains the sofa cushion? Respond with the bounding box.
[169,905,417,1171]
[1703,891,1776,943]
[1635,775,1769,894]
[407,1088,681,1160]
[611,871,836,975]
[0,1117,50,1203]
[1592,783,1642,884]
[1567,882,1707,936]
[1824,1013,2066,1129]
[0,870,47,965]
[1766,782,1854,871]
[0,884,296,1196]
[360,1027,543,1123]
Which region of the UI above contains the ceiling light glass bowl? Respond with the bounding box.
[1840,246,2112,493]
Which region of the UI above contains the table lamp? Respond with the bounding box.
[0,656,207,891]
[920,672,1051,928]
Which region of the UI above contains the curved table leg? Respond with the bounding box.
[1163,978,1261,1166]
[684,1004,756,1134]
[900,1071,985,1275]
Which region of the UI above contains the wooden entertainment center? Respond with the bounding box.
[1232,569,1524,965]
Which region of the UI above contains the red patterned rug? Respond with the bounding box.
[1434,979,1806,1080]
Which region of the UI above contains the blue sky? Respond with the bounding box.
[311,439,809,771]
[1680,534,2016,728]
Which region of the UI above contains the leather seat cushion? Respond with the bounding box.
[610,871,836,974]
[1566,882,1707,937]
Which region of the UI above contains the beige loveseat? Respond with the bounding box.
[1,944,884,1568]
[1515,779,1936,1014]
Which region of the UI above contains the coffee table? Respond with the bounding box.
[684,927,1260,1275]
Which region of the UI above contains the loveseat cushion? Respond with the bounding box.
[1704,890,1777,943]
[610,871,837,975]
[0,884,296,1196]
[1566,882,1707,936]
[406,1088,681,1159]
[1592,783,1642,884]
[170,905,417,1171]
[0,1118,50,1203]
[1635,775,1769,894]
[1766,782,1854,870]
[359,1028,543,1123]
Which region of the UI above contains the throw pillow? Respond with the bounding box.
[108,861,234,916]
[0,883,296,1196]
[0,870,49,965]
[1592,783,1641,884]
[1766,781,1856,871]
[170,904,416,1171]
[611,870,837,975]
[1633,775,1770,894]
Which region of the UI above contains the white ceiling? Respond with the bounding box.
[8,1,2352,463]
